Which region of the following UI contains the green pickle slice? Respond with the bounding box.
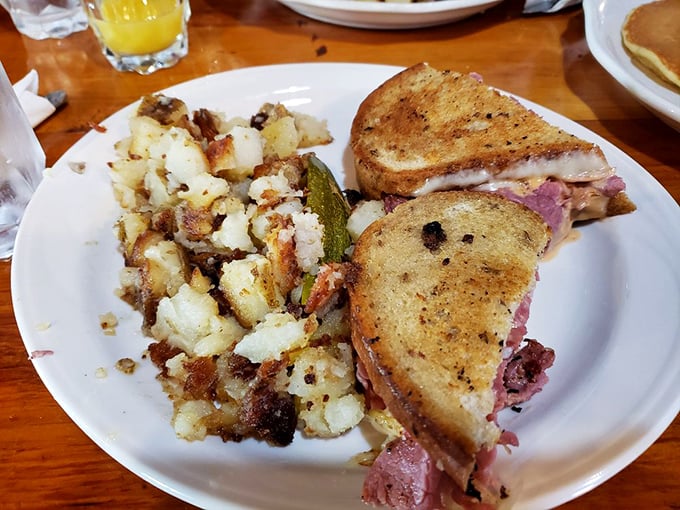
[306,155,351,263]
[301,155,351,304]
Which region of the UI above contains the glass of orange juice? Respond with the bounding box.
[82,0,190,75]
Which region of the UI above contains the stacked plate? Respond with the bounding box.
[275,0,504,29]
[583,0,680,131]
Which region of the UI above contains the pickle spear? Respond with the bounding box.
[301,155,351,305]
[305,154,351,263]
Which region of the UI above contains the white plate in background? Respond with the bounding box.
[276,0,504,29]
[11,63,680,509]
[583,0,680,131]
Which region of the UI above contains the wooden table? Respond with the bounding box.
[1,0,678,508]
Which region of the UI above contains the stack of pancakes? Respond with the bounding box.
[621,0,680,89]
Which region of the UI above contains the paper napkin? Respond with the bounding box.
[12,69,56,128]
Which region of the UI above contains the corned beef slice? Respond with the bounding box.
[503,339,556,407]
[363,435,444,510]
[493,175,626,248]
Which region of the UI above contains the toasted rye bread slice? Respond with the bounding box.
[350,63,612,199]
[348,190,550,490]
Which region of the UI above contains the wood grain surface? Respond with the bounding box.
[1,0,678,508]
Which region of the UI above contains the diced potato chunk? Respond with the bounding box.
[211,198,255,252]
[261,116,299,159]
[142,240,189,297]
[127,115,166,158]
[117,212,150,260]
[209,126,265,181]
[172,399,215,441]
[347,199,386,242]
[178,173,230,209]
[219,254,284,328]
[322,394,365,435]
[248,172,303,207]
[292,111,333,148]
[233,312,317,363]
[110,157,149,209]
[157,127,210,191]
[286,344,364,437]
[145,167,173,209]
[152,279,246,356]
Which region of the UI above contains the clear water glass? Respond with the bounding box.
[0,63,45,260]
[2,0,88,40]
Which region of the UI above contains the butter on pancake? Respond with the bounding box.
[621,0,680,89]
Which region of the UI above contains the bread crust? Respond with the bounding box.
[350,63,609,199]
[348,191,550,489]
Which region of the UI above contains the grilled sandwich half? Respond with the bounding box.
[350,63,635,249]
[348,190,552,508]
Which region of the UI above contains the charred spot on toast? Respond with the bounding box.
[465,476,483,501]
[421,221,447,252]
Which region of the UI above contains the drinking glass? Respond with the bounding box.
[82,0,190,75]
[1,0,88,39]
[0,63,45,260]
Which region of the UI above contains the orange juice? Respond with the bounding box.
[93,0,184,55]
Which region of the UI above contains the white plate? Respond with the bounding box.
[276,0,503,29]
[583,0,680,132]
[11,63,680,510]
